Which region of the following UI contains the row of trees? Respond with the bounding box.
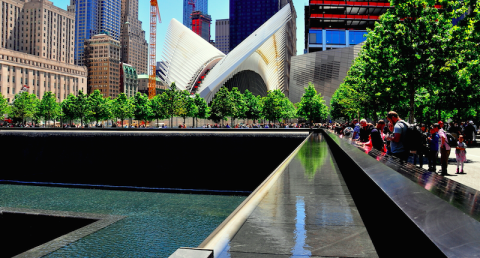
[0,82,330,127]
[331,0,480,123]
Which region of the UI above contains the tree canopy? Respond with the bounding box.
[296,83,329,123]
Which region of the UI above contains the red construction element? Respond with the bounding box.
[191,10,212,41]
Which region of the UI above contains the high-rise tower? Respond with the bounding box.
[120,0,148,75]
[191,11,211,42]
[215,19,229,54]
[183,0,208,29]
[69,0,121,66]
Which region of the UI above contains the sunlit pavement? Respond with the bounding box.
[442,139,480,191]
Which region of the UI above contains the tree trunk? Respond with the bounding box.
[409,87,415,124]
[121,119,124,128]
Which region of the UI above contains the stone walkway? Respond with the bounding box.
[217,133,378,257]
[444,142,480,191]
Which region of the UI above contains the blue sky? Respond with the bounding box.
[54,0,306,59]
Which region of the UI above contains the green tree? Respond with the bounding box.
[61,94,77,126]
[176,90,198,127]
[262,89,286,124]
[296,83,329,124]
[150,94,168,127]
[244,89,263,124]
[38,91,61,127]
[338,0,476,123]
[75,90,91,127]
[194,93,210,127]
[113,93,135,127]
[210,86,235,126]
[0,93,10,118]
[89,90,112,126]
[161,82,182,127]
[230,87,246,126]
[282,97,297,122]
[10,92,37,125]
[132,92,152,127]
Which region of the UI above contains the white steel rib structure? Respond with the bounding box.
[159,4,293,102]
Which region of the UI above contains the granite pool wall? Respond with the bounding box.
[0,129,309,193]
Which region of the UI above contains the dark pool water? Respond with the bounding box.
[0,185,245,257]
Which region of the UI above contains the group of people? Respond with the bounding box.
[200,123,312,128]
[334,111,474,176]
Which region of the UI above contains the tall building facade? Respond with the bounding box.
[84,33,121,98]
[69,0,121,66]
[191,11,211,41]
[0,0,75,64]
[305,0,389,53]
[120,0,148,75]
[183,0,208,29]
[215,19,229,54]
[230,0,293,51]
[0,0,87,103]
[120,63,137,97]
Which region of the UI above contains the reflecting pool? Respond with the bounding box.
[0,184,245,257]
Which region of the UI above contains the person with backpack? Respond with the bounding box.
[413,124,428,169]
[438,121,451,176]
[386,111,409,163]
[428,125,440,172]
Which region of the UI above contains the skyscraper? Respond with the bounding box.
[84,33,121,97]
[304,0,389,53]
[230,0,292,51]
[191,11,212,41]
[183,0,208,29]
[215,19,229,54]
[69,0,121,66]
[120,0,148,75]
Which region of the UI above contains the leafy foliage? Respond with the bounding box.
[0,92,10,117]
[133,92,152,125]
[10,92,37,124]
[113,93,135,126]
[244,89,263,123]
[331,0,480,123]
[38,92,61,127]
[89,90,112,124]
[210,86,235,124]
[296,83,329,123]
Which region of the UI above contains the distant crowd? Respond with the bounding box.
[331,111,478,176]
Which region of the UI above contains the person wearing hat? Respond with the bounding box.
[438,121,451,176]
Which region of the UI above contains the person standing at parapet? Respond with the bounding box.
[438,121,451,176]
[351,119,360,140]
[386,111,409,163]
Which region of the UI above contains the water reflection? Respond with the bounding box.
[291,196,312,257]
[296,134,329,180]
[327,131,480,221]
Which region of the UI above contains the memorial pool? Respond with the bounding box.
[0,184,245,257]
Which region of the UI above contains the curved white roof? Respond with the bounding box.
[160,4,292,102]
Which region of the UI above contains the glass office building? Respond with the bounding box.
[69,0,121,66]
[305,0,390,53]
[183,0,208,29]
[229,0,280,51]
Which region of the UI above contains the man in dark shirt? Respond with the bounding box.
[359,119,371,142]
[370,120,386,151]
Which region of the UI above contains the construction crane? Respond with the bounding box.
[149,0,161,99]
[188,0,196,12]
